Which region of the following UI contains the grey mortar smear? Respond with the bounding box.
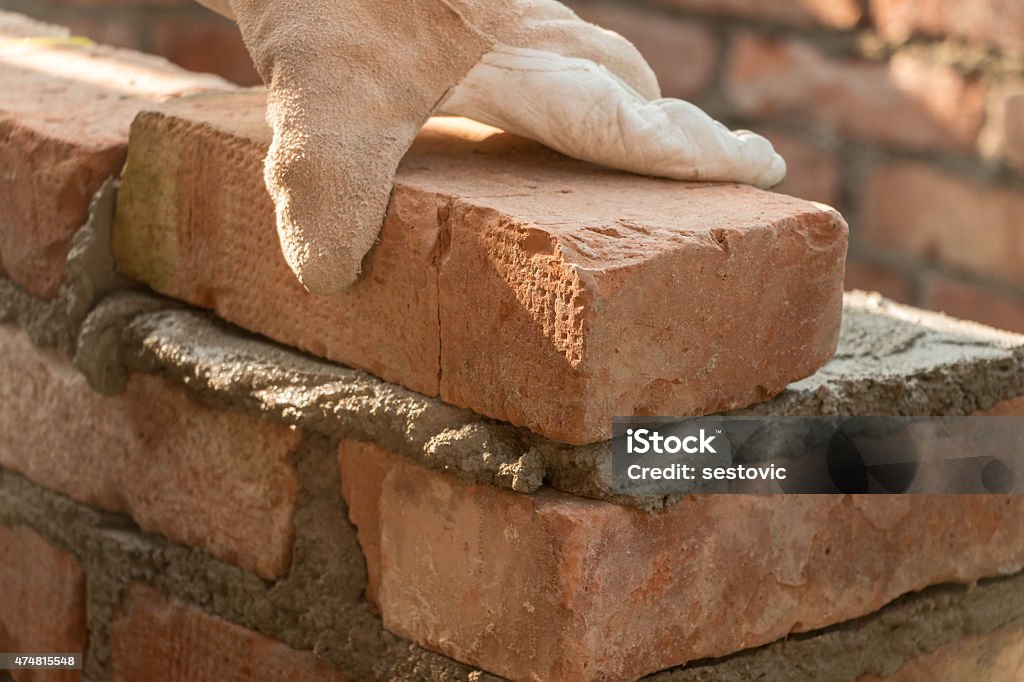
[66,292,1023,511]
[3,184,1024,511]
[0,180,124,355]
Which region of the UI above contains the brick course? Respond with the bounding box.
[340,439,1024,682]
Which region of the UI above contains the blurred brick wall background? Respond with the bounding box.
[5,0,1024,333]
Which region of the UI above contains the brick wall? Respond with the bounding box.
[5,0,1023,332]
[2,9,1024,681]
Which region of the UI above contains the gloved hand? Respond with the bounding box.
[200,0,786,294]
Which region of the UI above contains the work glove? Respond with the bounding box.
[210,0,786,294]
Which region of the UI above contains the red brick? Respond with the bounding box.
[860,163,1024,287]
[871,0,1024,56]
[151,16,260,86]
[113,90,847,444]
[726,33,986,153]
[858,619,1024,681]
[0,14,228,299]
[340,440,1024,681]
[0,323,301,579]
[766,132,841,206]
[922,275,1024,334]
[844,260,912,303]
[564,1,718,99]
[110,583,349,681]
[0,526,87,682]
[653,0,862,29]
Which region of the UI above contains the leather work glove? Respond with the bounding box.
[198,0,786,294]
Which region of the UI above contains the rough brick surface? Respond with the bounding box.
[113,90,848,444]
[861,163,1024,287]
[0,13,227,299]
[565,1,717,99]
[871,0,1024,56]
[859,619,1024,682]
[726,34,986,153]
[923,275,1024,334]
[0,323,301,579]
[653,0,861,28]
[340,439,1024,681]
[0,525,87,682]
[110,583,349,681]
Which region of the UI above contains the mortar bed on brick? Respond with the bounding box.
[5,276,1023,511]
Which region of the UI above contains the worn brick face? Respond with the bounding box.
[0,525,87,682]
[340,440,1024,682]
[0,323,301,580]
[726,33,986,153]
[110,584,349,681]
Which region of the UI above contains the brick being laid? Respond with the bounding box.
[112,89,848,445]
